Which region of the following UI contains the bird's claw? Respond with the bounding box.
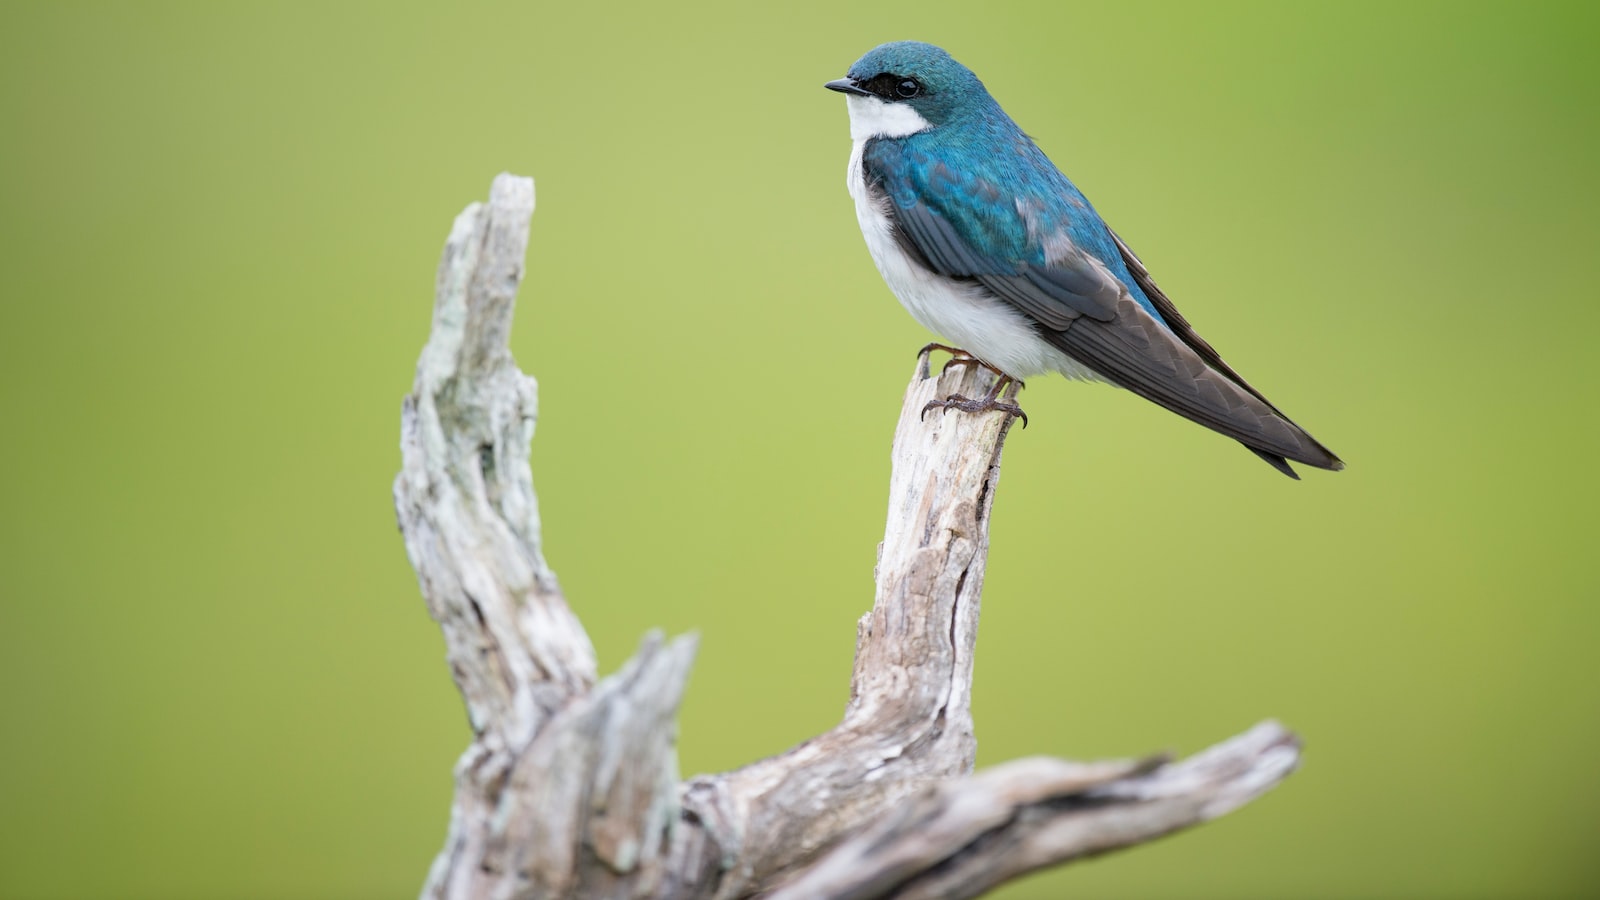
[920,394,1029,428]
[917,343,1006,378]
[914,343,1028,426]
[917,341,968,359]
[941,356,985,375]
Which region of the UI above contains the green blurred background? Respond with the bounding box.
[2,1,1596,897]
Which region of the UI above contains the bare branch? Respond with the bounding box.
[767,722,1301,900]
[397,175,692,898]
[672,350,1020,898]
[395,175,1300,900]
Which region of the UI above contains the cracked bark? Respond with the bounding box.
[395,174,1301,900]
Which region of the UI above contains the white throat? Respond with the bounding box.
[843,94,933,142]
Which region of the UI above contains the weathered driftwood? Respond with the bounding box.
[395,173,1300,900]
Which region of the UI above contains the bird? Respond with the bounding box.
[825,41,1342,478]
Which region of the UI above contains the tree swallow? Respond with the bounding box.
[826,41,1342,478]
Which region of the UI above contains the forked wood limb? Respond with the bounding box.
[395,174,1300,900]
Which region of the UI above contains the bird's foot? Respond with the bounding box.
[920,374,1029,428]
[916,342,1008,379]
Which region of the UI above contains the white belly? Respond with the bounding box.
[845,139,1101,382]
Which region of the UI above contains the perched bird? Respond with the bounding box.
[825,41,1342,478]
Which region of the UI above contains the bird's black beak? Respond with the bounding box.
[824,77,870,97]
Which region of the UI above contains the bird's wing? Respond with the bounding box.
[888,197,1122,328]
[864,145,1124,329]
[862,140,1342,474]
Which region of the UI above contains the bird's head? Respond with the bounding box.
[825,41,990,141]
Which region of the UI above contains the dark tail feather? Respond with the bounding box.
[1246,439,1344,479]
[1249,445,1300,479]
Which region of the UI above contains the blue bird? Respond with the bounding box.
[826,41,1342,478]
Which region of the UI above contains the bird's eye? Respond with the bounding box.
[861,73,924,101]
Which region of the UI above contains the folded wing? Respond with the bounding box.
[863,140,1342,476]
